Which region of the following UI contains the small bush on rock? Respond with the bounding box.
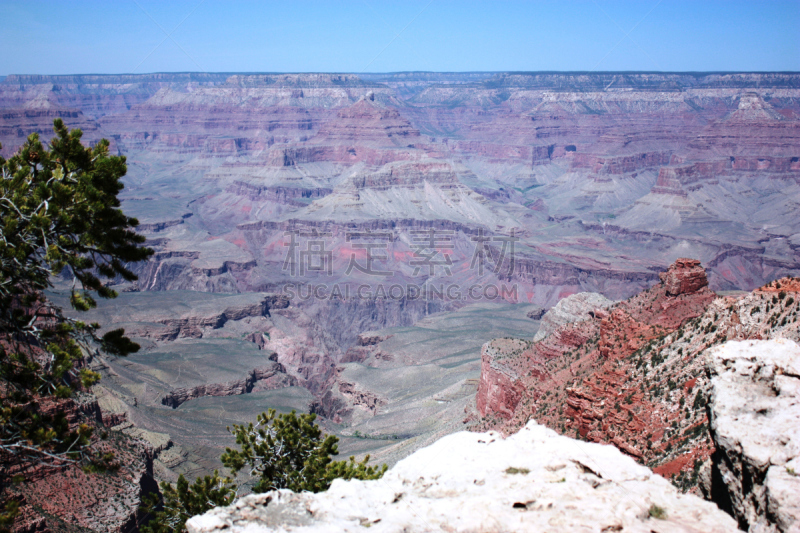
[648,503,667,519]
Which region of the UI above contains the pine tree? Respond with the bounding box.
[221,409,387,494]
[0,120,153,528]
[140,472,237,533]
[142,410,387,532]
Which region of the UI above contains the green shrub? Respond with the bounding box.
[0,500,20,533]
[693,391,705,410]
[649,504,667,519]
[141,471,236,533]
[221,409,387,494]
[142,410,386,532]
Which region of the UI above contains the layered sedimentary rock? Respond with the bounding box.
[479,258,716,415]
[301,303,542,468]
[477,338,528,420]
[0,97,105,154]
[51,290,308,494]
[155,293,289,339]
[474,264,800,492]
[660,258,709,296]
[313,92,420,146]
[4,72,798,299]
[93,292,289,341]
[161,361,297,408]
[186,422,739,533]
[706,339,800,533]
[309,377,388,423]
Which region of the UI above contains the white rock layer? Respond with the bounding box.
[707,339,800,533]
[533,291,613,342]
[187,422,738,533]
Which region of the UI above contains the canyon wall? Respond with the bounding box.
[3,72,799,530]
[5,395,160,532]
[475,264,800,500]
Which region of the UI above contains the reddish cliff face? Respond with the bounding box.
[594,259,714,361]
[476,339,528,420]
[473,262,800,492]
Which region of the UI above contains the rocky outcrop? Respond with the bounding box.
[475,271,800,495]
[476,338,528,419]
[341,333,395,363]
[532,291,613,342]
[225,182,332,205]
[309,377,387,423]
[526,306,547,320]
[706,339,800,533]
[186,422,739,533]
[569,151,672,174]
[594,259,714,361]
[134,293,289,341]
[313,93,420,146]
[660,258,709,297]
[355,332,393,347]
[161,361,297,408]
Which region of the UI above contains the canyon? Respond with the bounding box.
[188,336,799,533]
[1,71,799,530]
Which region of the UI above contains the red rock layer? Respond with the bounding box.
[476,339,528,420]
[659,258,708,297]
[314,95,421,146]
[474,269,800,491]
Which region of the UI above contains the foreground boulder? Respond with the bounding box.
[187,422,738,533]
[707,339,800,533]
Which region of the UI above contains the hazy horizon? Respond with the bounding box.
[3,69,800,77]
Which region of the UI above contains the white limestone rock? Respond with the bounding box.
[707,339,800,533]
[533,292,613,342]
[187,422,739,533]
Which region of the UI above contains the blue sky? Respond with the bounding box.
[1,0,798,74]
